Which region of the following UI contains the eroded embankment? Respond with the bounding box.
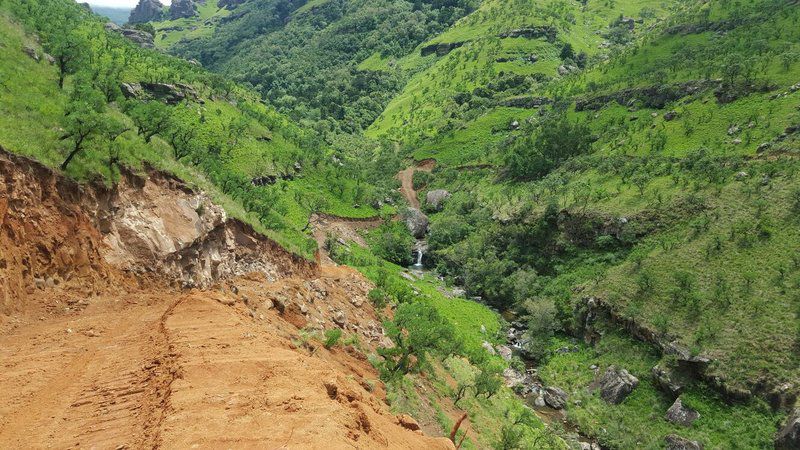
[0,148,454,449]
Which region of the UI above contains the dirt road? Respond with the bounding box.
[0,270,454,449]
[396,159,435,209]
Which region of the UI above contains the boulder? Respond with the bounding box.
[665,434,703,450]
[481,341,496,355]
[128,0,164,23]
[495,345,513,361]
[425,189,451,211]
[543,386,568,410]
[22,45,39,62]
[120,82,198,104]
[652,365,684,397]
[170,0,198,19]
[665,397,699,426]
[118,28,155,49]
[664,110,678,121]
[404,208,429,238]
[595,366,638,404]
[397,414,421,431]
[775,409,800,450]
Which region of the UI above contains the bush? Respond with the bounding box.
[368,288,390,308]
[324,328,343,349]
[370,222,415,266]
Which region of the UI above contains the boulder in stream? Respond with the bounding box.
[543,386,568,410]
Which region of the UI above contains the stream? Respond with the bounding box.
[405,248,598,448]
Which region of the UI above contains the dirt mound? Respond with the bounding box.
[0,149,454,449]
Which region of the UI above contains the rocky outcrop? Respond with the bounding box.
[420,41,465,57]
[497,96,551,109]
[665,397,699,427]
[593,366,638,404]
[425,189,450,211]
[665,434,703,450]
[775,409,800,450]
[652,365,684,397]
[22,45,39,62]
[120,82,199,104]
[218,0,246,9]
[498,26,557,42]
[128,0,164,23]
[575,80,721,111]
[118,28,155,48]
[403,208,429,238]
[170,0,198,19]
[543,386,568,410]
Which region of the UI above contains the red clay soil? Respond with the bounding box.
[396,159,435,209]
[0,150,454,449]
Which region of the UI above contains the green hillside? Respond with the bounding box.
[5,0,800,447]
[0,0,394,258]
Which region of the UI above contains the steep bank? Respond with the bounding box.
[0,149,454,449]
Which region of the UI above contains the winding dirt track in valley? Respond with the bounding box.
[396,159,435,209]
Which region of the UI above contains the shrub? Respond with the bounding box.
[370,222,415,266]
[368,288,390,308]
[324,328,343,349]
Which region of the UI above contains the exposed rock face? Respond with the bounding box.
[665,434,703,450]
[575,80,721,111]
[594,366,639,404]
[498,96,551,109]
[128,0,164,23]
[652,365,684,397]
[218,0,246,9]
[420,41,465,57]
[665,397,699,426]
[425,189,451,211]
[119,82,198,104]
[170,0,198,19]
[403,208,429,238]
[118,28,155,48]
[775,409,800,450]
[498,26,557,42]
[543,386,568,410]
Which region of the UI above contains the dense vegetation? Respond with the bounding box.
[158,0,479,133]
[5,0,800,447]
[0,0,403,257]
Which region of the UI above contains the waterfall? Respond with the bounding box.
[412,240,427,269]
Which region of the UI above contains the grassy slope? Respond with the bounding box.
[0,5,381,258]
[152,0,231,48]
[358,0,800,447]
[364,0,670,165]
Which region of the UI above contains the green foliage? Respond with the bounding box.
[504,113,594,180]
[323,328,343,349]
[378,301,462,379]
[368,221,415,266]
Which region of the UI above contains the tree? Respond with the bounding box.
[50,29,87,89]
[378,301,461,379]
[166,104,199,160]
[522,298,559,360]
[59,83,108,170]
[504,114,594,180]
[128,101,172,143]
[473,363,503,399]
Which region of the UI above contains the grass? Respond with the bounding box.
[538,332,784,449]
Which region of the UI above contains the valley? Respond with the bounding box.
[1,0,799,448]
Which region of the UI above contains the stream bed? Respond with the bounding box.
[405,252,598,448]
